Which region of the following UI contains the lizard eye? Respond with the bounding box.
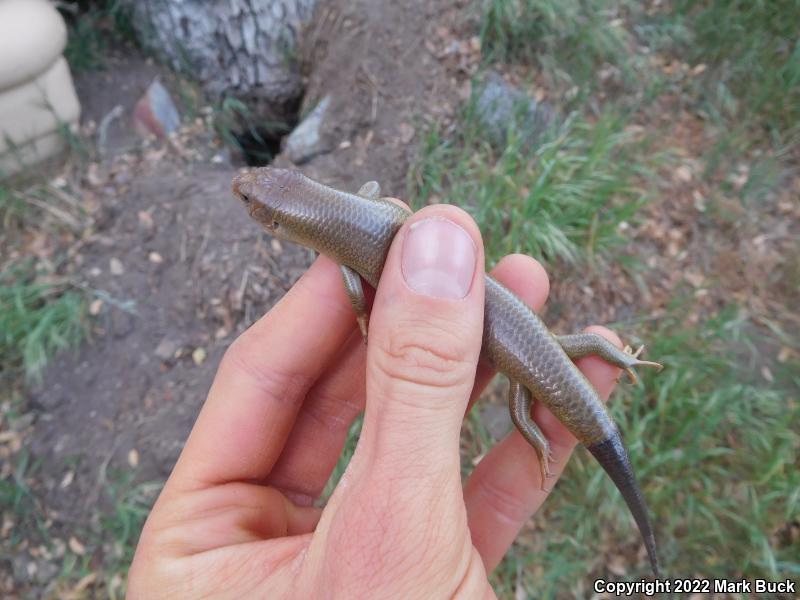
[272,220,280,230]
[240,194,250,204]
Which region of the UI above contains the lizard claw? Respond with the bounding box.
[539,448,556,490]
[357,315,369,344]
[622,345,663,384]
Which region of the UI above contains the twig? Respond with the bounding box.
[97,105,124,154]
[24,197,83,230]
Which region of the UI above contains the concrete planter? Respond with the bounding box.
[0,0,81,176]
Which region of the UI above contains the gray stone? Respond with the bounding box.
[133,79,181,139]
[154,337,180,361]
[474,72,556,151]
[34,559,60,584]
[284,96,332,164]
[111,309,135,339]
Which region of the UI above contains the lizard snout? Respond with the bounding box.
[232,172,256,206]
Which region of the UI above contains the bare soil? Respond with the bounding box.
[15,1,797,596]
[27,0,470,543]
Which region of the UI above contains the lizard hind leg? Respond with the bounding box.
[556,333,663,384]
[508,381,554,491]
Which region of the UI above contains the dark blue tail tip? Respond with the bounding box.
[587,435,660,578]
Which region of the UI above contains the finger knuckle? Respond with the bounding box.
[222,335,311,403]
[372,322,475,391]
[475,475,531,525]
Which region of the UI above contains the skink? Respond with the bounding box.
[231,167,663,576]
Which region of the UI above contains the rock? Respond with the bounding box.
[0,0,80,175]
[109,257,124,275]
[284,96,332,164]
[191,347,206,366]
[474,72,556,151]
[110,309,134,339]
[0,0,66,89]
[12,555,29,582]
[154,337,180,361]
[36,559,61,584]
[133,79,181,139]
[479,403,512,441]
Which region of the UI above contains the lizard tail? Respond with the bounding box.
[587,432,661,577]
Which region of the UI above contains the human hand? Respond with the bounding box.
[127,204,623,598]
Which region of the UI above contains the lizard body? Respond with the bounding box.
[232,167,662,576]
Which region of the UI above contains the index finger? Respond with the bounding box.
[168,255,359,492]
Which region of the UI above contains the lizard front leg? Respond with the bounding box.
[340,265,369,342]
[338,180,383,343]
[556,333,663,384]
[508,380,554,491]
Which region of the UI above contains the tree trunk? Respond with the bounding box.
[120,0,316,115]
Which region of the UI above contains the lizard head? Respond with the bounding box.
[233,167,351,250]
[232,168,282,234]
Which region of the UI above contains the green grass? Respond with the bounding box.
[0,450,48,547]
[0,452,161,598]
[322,416,363,501]
[0,182,30,228]
[479,0,635,92]
[61,1,135,72]
[408,4,799,591]
[95,470,162,597]
[480,0,800,138]
[1,173,89,382]
[0,261,86,381]
[411,102,655,266]
[660,0,800,139]
[495,306,800,596]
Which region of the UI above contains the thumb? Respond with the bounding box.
[361,204,485,479]
[302,206,487,596]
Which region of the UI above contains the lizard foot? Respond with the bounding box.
[557,333,663,384]
[538,446,556,491]
[621,345,663,384]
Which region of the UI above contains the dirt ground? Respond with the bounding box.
[13,0,797,595]
[27,0,472,546]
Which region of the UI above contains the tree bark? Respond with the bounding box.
[120,0,316,114]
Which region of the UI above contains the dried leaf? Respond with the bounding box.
[60,471,75,489]
[192,347,207,365]
[68,536,86,556]
[674,164,692,182]
[89,299,104,315]
[71,573,98,594]
[138,210,155,230]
